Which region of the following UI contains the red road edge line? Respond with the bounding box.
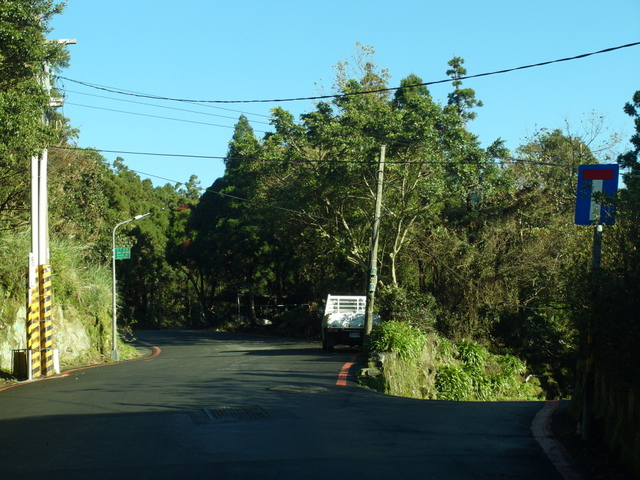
[136,341,162,359]
[531,400,584,480]
[0,341,162,393]
[336,354,358,386]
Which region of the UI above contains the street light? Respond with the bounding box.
[111,213,152,360]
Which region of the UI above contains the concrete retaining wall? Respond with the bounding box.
[0,305,92,372]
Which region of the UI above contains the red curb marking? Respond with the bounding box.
[336,355,358,386]
[531,400,584,480]
[0,341,162,393]
[136,341,162,359]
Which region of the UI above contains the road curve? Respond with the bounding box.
[0,330,570,479]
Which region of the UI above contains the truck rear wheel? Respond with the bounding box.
[323,333,335,353]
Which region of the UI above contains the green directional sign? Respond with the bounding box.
[114,247,131,260]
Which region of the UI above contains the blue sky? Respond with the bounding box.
[50,1,640,190]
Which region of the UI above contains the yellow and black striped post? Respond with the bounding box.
[26,272,41,379]
[38,265,54,376]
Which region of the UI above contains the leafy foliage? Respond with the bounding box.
[369,320,426,360]
[0,15,637,407]
[364,325,542,401]
[0,1,69,230]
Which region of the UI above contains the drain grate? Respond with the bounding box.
[203,405,269,421]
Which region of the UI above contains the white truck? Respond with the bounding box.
[321,295,380,352]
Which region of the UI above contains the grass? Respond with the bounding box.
[362,321,545,401]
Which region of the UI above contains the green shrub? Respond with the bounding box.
[456,339,489,368]
[436,337,458,363]
[369,320,427,360]
[496,354,525,377]
[435,366,473,401]
[363,331,544,401]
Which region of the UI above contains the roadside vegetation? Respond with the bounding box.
[361,320,545,401]
[1,4,640,471]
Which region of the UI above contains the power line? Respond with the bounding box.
[52,145,227,160]
[51,145,579,168]
[65,102,270,133]
[56,41,640,105]
[65,89,272,125]
[126,168,337,223]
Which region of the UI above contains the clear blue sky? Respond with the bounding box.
[50,1,640,190]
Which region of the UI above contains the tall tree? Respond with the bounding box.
[446,56,483,122]
[0,0,69,230]
[600,90,640,382]
[618,91,640,182]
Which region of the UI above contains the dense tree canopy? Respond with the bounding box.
[0,0,69,230]
[1,9,638,471]
[0,6,637,398]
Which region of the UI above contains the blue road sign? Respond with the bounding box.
[575,164,619,225]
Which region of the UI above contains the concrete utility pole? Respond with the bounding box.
[363,145,386,351]
[26,38,76,379]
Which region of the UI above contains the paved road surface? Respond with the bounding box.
[0,330,565,479]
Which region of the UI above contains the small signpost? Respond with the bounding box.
[574,164,619,441]
[114,247,131,260]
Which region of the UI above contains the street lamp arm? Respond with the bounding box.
[111,212,152,361]
[112,212,152,248]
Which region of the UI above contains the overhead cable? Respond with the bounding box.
[56,41,640,104]
[65,102,270,133]
[51,145,578,168]
[129,168,337,223]
[65,89,272,124]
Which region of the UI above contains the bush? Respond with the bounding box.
[362,317,545,401]
[0,230,116,362]
[369,320,427,360]
[434,338,541,401]
[435,366,473,401]
[456,339,489,368]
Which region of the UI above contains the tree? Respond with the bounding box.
[598,90,640,383]
[0,0,69,230]
[618,91,640,183]
[446,56,483,122]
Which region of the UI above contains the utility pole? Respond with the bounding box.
[26,38,76,379]
[363,144,386,351]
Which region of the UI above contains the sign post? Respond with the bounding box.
[574,164,619,440]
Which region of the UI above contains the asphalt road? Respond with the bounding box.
[0,330,565,479]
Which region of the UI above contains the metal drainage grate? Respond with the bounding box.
[203,405,269,422]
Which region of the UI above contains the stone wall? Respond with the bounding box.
[0,306,27,372]
[0,305,92,373]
